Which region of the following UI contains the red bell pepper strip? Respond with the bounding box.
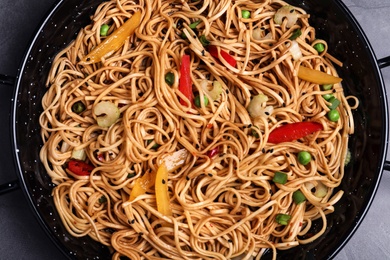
[208,45,237,68]
[68,160,94,176]
[268,122,323,144]
[179,54,194,108]
[207,146,219,158]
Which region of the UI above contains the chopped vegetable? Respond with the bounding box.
[268,122,323,144]
[147,139,160,150]
[289,28,301,40]
[298,65,342,85]
[321,84,333,91]
[322,94,333,101]
[160,148,189,172]
[93,101,120,128]
[194,94,209,107]
[72,101,86,114]
[314,43,325,53]
[99,195,107,204]
[293,190,306,204]
[199,35,210,47]
[251,127,260,138]
[247,94,273,118]
[129,170,156,201]
[208,45,237,68]
[179,54,194,108]
[71,148,87,161]
[289,40,302,61]
[80,11,141,64]
[242,10,251,19]
[275,213,291,225]
[328,96,340,110]
[100,24,110,36]
[327,109,340,122]
[297,151,311,165]
[273,171,288,184]
[165,72,175,86]
[155,163,172,216]
[274,5,298,28]
[200,80,223,101]
[207,147,219,158]
[345,148,351,165]
[189,20,201,29]
[314,182,327,198]
[68,159,94,176]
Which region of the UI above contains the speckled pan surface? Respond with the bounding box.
[10,0,389,259]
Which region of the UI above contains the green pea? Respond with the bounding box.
[165,72,175,86]
[194,95,209,107]
[297,151,311,165]
[71,101,86,114]
[314,43,325,53]
[242,10,251,19]
[100,24,110,36]
[328,109,340,122]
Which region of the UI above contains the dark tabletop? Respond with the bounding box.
[0,0,389,259]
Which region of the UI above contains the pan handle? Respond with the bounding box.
[378,56,390,69]
[384,160,390,172]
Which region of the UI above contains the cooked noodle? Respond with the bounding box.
[39,0,358,259]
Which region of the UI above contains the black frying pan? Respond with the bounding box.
[1,0,389,259]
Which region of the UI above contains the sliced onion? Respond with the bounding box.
[60,141,70,153]
[314,182,328,198]
[93,101,120,128]
[253,28,272,41]
[274,5,298,28]
[200,79,223,101]
[72,148,87,161]
[289,40,302,61]
[247,94,273,118]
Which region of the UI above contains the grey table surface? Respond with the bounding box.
[0,0,389,259]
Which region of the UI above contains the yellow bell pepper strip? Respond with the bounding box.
[80,11,142,64]
[155,163,172,216]
[298,65,342,85]
[129,170,156,201]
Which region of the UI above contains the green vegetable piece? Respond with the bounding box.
[72,101,86,114]
[289,28,302,40]
[199,35,210,47]
[194,94,209,108]
[273,171,288,184]
[321,84,333,91]
[251,128,260,138]
[297,151,311,165]
[327,109,340,122]
[242,10,251,19]
[127,173,136,178]
[293,190,306,204]
[322,93,333,101]
[165,72,175,86]
[147,139,160,149]
[100,24,110,36]
[275,213,291,225]
[99,195,107,204]
[314,43,325,53]
[328,96,340,110]
[189,20,201,29]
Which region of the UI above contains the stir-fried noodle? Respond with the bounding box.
[39,0,358,259]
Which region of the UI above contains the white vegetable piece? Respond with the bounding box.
[200,80,223,101]
[247,94,273,118]
[93,101,120,128]
[289,40,302,61]
[71,149,87,161]
[274,5,298,28]
[160,148,189,172]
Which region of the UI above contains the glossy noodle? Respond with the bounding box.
[39,0,358,259]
